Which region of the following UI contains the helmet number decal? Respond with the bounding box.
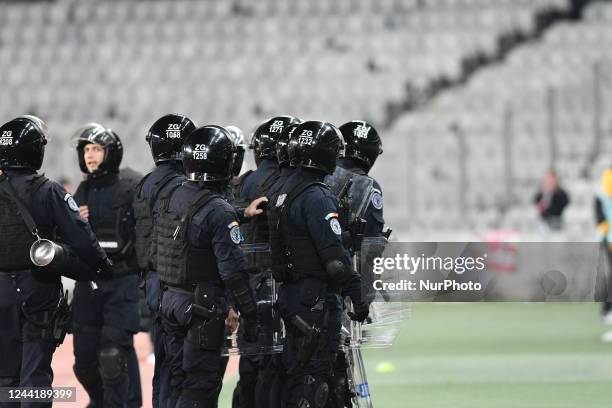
[298,130,313,146]
[166,123,181,139]
[353,123,371,139]
[193,144,208,160]
[0,131,13,145]
[269,120,284,133]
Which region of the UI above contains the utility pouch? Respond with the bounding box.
[291,314,321,369]
[186,314,225,351]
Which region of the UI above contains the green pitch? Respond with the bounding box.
[219,303,612,407]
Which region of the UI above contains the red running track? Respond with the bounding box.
[51,333,239,407]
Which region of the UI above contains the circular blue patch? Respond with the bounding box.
[230,226,243,244]
[65,195,79,212]
[371,192,383,210]
[330,218,342,235]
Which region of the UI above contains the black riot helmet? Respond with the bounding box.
[226,125,246,177]
[146,114,196,164]
[276,122,302,168]
[339,120,382,172]
[182,125,234,182]
[73,124,123,174]
[289,121,344,175]
[251,115,302,164]
[0,115,48,170]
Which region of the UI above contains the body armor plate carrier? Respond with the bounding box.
[156,188,220,286]
[74,177,135,261]
[267,178,329,283]
[133,172,179,270]
[0,174,48,271]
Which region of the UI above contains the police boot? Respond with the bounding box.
[73,366,104,407]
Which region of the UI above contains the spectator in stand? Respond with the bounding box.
[533,169,569,230]
[595,168,612,325]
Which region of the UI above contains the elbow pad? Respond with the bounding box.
[320,246,352,284]
[225,272,257,319]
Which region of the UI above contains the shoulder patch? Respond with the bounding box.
[329,218,342,235]
[64,193,79,212]
[228,221,243,244]
[371,189,383,210]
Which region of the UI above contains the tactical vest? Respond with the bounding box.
[156,188,220,287]
[0,174,48,271]
[325,166,374,227]
[74,177,134,261]
[133,171,180,270]
[241,169,280,271]
[267,177,328,282]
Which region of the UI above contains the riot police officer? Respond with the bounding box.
[328,120,385,238]
[232,116,302,408]
[156,125,259,407]
[0,116,108,407]
[133,114,196,408]
[71,125,142,408]
[267,121,369,408]
[237,121,302,408]
[324,120,385,408]
[236,115,302,205]
[265,122,302,200]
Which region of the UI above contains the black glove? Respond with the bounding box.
[348,303,370,323]
[240,316,259,343]
[96,258,115,280]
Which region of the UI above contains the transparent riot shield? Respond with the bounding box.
[343,311,373,408]
[326,166,375,225]
[340,237,407,408]
[222,243,285,356]
[350,236,406,348]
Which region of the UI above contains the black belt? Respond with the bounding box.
[166,284,196,295]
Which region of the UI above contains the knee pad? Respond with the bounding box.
[297,375,329,408]
[98,346,127,384]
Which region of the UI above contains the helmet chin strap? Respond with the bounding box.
[86,166,112,179]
